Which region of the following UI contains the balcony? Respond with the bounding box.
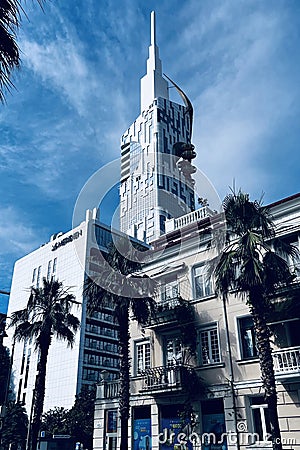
[273,346,300,379]
[165,206,214,232]
[85,327,118,340]
[97,380,120,399]
[149,296,188,328]
[140,365,192,394]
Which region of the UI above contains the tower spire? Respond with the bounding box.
[140,11,169,112]
[150,10,156,46]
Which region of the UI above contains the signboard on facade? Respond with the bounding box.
[160,417,192,450]
[52,230,82,251]
[133,418,151,450]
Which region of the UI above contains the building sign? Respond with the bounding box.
[52,230,82,251]
[160,417,192,450]
[133,418,151,450]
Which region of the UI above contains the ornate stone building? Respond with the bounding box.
[94,193,300,450]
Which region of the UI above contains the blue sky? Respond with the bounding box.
[1,0,300,312]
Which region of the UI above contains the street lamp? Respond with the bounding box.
[99,370,109,382]
[98,370,110,400]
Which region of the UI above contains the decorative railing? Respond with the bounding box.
[165,207,214,232]
[140,365,190,392]
[149,296,188,327]
[103,380,120,398]
[273,346,300,374]
[158,296,185,310]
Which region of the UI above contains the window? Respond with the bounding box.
[52,258,57,274]
[280,236,300,278]
[32,268,37,284]
[20,340,27,375]
[199,326,221,365]
[161,281,178,303]
[17,379,22,402]
[270,318,300,349]
[135,341,151,375]
[194,264,212,298]
[159,215,166,234]
[249,397,271,441]
[94,226,112,249]
[106,410,117,433]
[165,336,182,366]
[36,266,41,287]
[105,410,118,450]
[47,261,52,281]
[23,348,31,389]
[238,317,257,359]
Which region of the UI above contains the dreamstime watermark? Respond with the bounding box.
[71,151,226,298]
[158,425,297,447]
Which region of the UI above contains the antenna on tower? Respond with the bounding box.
[150,11,156,47]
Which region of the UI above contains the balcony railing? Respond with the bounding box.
[140,365,190,393]
[273,346,300,375]
[149,296,189,327]
[102,380,120,398]
[165,207,214,232]
[158,296,183,310]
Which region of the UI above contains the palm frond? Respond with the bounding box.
[131,296,157,326]
[13,321,42,343]
[272,238,299,260]
[223,190,274,239]
[10,278,79,350]
[53,324,76,348]
[238,257,264,290]
[0,0,47,102]
[0,0,20,102]
[84,276,111,315]
[214,250,237,294]
[64,313,80,332]
[215,189,296,302]
[263,251,295,293]
[9,308,28,327]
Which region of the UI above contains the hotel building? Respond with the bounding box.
[6,209,124,414]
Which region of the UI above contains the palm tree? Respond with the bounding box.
[10,278,80,450]
[213,190,297,450]
[0,0,44,103]
[85,239,156,450]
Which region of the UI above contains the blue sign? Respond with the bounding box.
[160,417,193,450]
[133,418,151,450]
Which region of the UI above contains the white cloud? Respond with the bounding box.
[167,1,299,199]
[21,38,94,117]
[0,206,47,256]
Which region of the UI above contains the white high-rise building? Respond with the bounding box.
[5,209,124,414]
[120,12,196,243]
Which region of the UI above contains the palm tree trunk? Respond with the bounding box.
[118,306,130,450]
[29,334,51,450]
[249,289,282,450]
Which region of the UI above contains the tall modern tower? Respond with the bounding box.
[120,11,196,243]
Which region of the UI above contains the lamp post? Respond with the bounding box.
[222,296,240,450]
[100,370,109,382]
